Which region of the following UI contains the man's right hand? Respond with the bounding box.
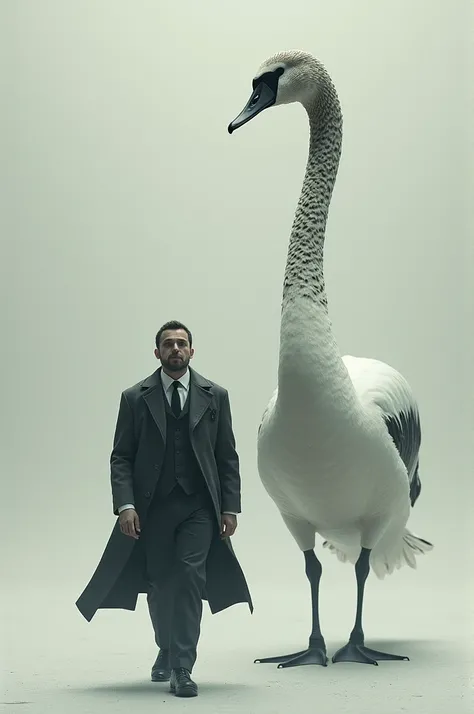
[119,508,141,539]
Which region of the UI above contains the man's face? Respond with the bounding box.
[155,328,194,374]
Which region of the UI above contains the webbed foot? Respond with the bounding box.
[255,646,328,668]
[332,642,409,665]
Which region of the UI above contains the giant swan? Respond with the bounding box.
[228,50,433,667]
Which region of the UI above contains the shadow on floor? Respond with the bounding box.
[69,679,254,697]
[64,638,460,703]
[350,639,452,654]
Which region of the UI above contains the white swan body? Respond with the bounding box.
[258,352,427,577]
[229,49,432,667]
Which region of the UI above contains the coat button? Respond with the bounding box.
[145,491,151,498]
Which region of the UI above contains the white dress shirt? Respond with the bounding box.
[118,368,236,516]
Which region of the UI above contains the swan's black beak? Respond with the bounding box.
[228,81,277,134]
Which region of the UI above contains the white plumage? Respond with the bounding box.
[229,49,433,668]
[257,353,428,576]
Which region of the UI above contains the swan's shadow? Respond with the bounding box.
[335,638,454,662]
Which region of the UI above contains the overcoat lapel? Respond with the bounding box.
[141,369,166,444]
[188,370,214,433]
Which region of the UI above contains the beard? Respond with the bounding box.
[161,354,190,373]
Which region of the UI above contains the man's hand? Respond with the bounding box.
[119,508,141,539]
[220,514,237,539]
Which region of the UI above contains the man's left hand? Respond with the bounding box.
[220,514,237,538]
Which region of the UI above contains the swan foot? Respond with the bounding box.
[332,642,409,666]
[254,646,328,668]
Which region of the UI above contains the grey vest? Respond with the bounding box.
[155,384,206,499]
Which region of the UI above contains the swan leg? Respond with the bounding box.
[254,550,328,668]
[332,547,409,665]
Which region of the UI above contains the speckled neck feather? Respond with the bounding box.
[282,87,342,307]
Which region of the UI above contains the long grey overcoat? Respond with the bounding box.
[75,366,253,621]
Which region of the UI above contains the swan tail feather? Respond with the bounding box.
[322,528,433,578]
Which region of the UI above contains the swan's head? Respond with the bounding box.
[228,50,330,134]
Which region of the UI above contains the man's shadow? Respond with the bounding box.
[69,679,253,699]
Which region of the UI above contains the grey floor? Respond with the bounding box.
[3,561,472,714]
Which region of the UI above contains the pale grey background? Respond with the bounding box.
[2,1,473,712]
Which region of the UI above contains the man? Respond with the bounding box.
[76,320,253,698]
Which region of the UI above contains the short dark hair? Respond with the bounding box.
[155,320,193,349]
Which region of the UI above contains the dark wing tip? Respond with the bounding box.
[383,406,422,507]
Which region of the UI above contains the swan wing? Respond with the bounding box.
[343,354,422,506]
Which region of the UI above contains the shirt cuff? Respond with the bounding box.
[118,503,135,513]
[222,511,237,515]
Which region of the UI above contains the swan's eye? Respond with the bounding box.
[250,92,260,106]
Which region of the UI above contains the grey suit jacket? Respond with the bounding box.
[110,366,241,521]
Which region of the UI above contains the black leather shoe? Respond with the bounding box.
[151,649,171,682]
[170,668,198,697]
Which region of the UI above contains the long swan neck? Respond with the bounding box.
[276,88,355,408]
[282,100,342,308]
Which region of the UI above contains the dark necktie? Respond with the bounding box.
[171,380,181,417]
